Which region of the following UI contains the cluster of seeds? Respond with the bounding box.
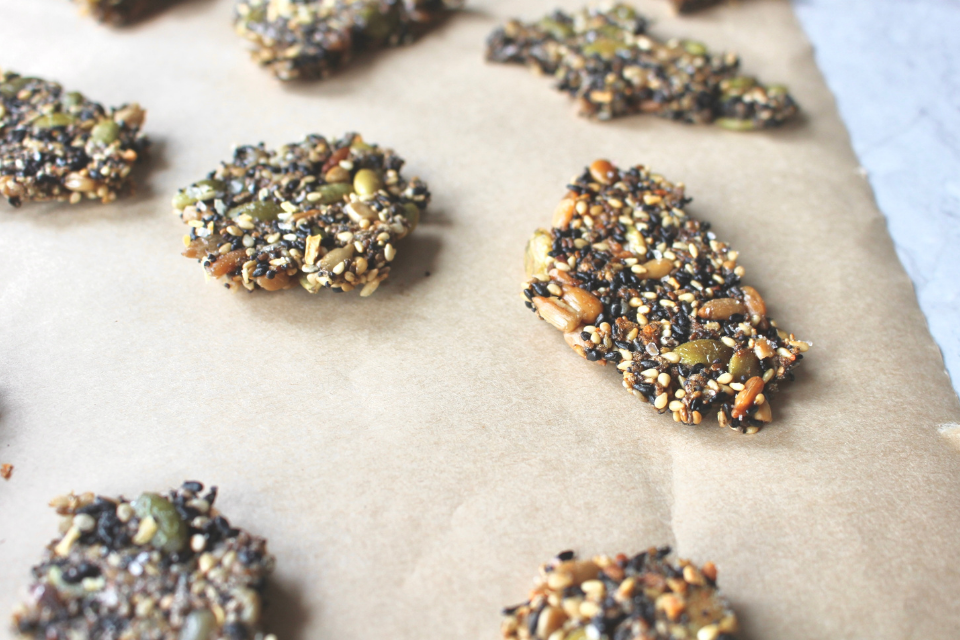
[234,0,463,81]
[12,481,276,640]
[175,133,428,296]
[72,0,165,25]
[0,70,147,207]
[523,159,809,433]
[486,3,797,127]
[502,548,737,640]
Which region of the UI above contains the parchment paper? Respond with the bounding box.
[1,1,959,639]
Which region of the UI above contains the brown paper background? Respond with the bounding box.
[2,1,959,638]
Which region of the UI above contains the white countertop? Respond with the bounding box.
[794,0,960,398]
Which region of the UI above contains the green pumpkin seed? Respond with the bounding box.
[353,169,382,197]
[62,91,84,109]
[33,113,76,129]
[228,200,284,222]
[728,350,761,382]
[132,493,187,553]
[715,118,757,131]
[401,202,420,231]
[539,17,574,40]
[565,629,588,640]
[525,229,553,278]
[172,179,227,209]
[315,182,354,205]
[766,84,789,96]
[91,120,120,145]
[360,6,397,40]
[674,339,733,367]
[721,76,756,93]
[582,38,626,59]
[683,41,707,56]
[0,76,35,97]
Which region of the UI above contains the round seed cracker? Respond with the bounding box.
[12,481,275,640]
[175,133,428,296]
[502,548,737,640]
[0,71,147,207]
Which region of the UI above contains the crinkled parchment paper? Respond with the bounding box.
[1,1,958,639]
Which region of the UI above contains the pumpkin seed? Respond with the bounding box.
[401,202,420,231]
[172,179,227,209]
[715,118,757,131]
[582,38,626,59]
[91,120,120,145]
[675,339,733,367]
[228,200,284,221]
[353,168,382,196]
[721,76,756,93]
[683,40,707,56]
[359,5,397,40]
[0,76,35,97]
[33,113,76,129]
[538,17,573,40]
[315,182,354,205]
[132,493,187,553]
[728,351,761,382]
[61,91,84,108]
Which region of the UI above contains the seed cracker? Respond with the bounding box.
[502,548,737,640]
[234,0,463,81]
[0,70,147,207]
[176,133,428,296]
[523,160,809,433]
[12,481,275,640]
[486,3,797,127]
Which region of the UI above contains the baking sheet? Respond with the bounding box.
[2,1,960,639]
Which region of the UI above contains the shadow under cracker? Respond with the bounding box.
[127,135,170,205]
[263,576,311,640]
